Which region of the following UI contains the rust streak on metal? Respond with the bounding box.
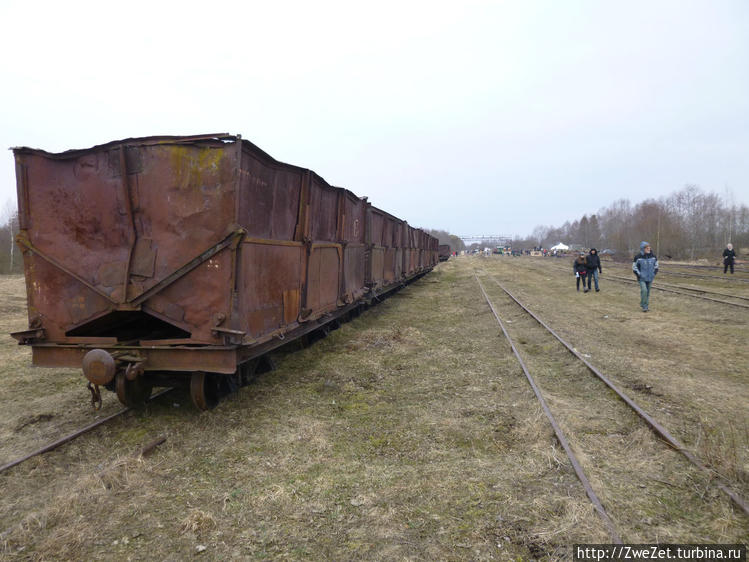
[10,134,439,410]
[120,145,137,304]
[242,238,304,247]
[15,233,119,304]
[129,229,246,306]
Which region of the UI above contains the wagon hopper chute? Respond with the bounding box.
[11,134,438,409]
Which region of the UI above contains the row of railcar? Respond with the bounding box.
[11,134,438,409]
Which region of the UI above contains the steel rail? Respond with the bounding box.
[659,271,749,283]
[661,263,747,273]
[605,263,749,283]
[475,275,623,543]
[558,259,749,283]
[485,274,749,517]
[596,265,749,301]
[646,282,749,302]
[641,270,749,283]
[0,388,173,475]
[540,262,749,309]
[601,273,749,309]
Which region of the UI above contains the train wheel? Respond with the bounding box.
[238,360,259,386]
[115,372,153,407]
[238,355,275,386]
[190,372,219,411]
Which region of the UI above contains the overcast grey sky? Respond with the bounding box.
[1,0,747,237]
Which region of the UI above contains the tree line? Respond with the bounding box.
[0,200,21,275]
[423,229,466,253]
[514,185,747,260]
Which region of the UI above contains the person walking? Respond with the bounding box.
[632,241,658,312]
[574,252,588,292]
[723,243,737,274]
[585,248,602,292]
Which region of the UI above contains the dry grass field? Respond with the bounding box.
[0,257,747,560]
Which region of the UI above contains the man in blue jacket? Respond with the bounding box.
[632,241,658,312]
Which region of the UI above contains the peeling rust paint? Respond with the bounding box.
[11,134,439,380]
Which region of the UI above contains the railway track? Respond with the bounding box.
[0,388,173,475]
[475,270,748,540]
[640,269,749,283]
[602,273,749,309]
[602,261,749,283]
[662,263,748,274]
[650,282,749,302]
[539,262,749,309]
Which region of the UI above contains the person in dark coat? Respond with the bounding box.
[723,243,737,274]
[632,241,658,312]
[585,248,602,292]
[573,252,588,292]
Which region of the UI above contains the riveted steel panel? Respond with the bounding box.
[239,241,304,339]
[341,191,365,244]
[13,134,439,383]
[308,177,338,242]
[306,245,341,315]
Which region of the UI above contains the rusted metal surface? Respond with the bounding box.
[115,371,153,407]
[12,134,438,407]
[438,244,451,261]
[82,348,116,385]
[31,344,239,374]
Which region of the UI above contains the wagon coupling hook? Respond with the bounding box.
[87,382,102,410]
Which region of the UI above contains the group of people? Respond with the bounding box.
[573,248,602,293]
[574,242,738,313]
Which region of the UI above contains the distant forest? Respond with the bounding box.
[512,185,747,260]
[428,185,747,260]
[423,229,466,253]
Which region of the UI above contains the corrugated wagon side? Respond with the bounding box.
[11,134,437,409]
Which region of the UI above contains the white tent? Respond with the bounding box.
[550,243,569,251]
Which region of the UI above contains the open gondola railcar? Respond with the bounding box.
[11,134,438,409]
[438,244,451,261]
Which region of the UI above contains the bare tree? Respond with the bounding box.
[531,225,549,247]
[1,198,21,274]
[588,215,602,248]
[424,228,466,252]
[523,185,748,261]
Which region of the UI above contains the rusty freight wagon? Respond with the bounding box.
[11,134,438,409]
[438,244,451,261]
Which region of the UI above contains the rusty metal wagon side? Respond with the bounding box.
[438,245,451,261]
[11,134,437,409]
